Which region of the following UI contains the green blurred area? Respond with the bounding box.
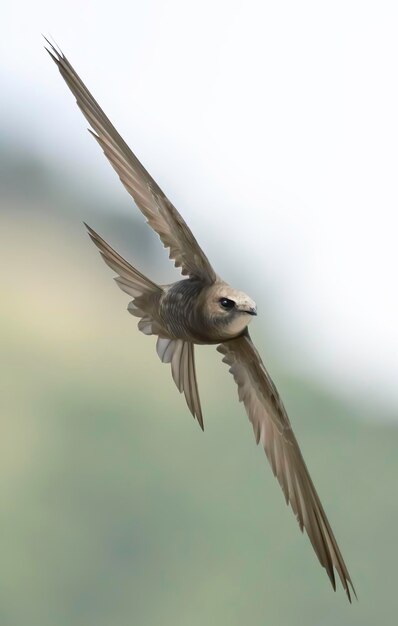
[1,144,397,625]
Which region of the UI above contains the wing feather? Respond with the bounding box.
[46,41,216,284]
[218,332,355,601]
[84,222,161,297]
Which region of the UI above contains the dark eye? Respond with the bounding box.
[219,298,235,310]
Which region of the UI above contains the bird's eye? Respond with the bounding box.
[219,298,235,310]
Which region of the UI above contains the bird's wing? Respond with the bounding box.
[85,222,166,340]
[156,338,204,430]
[46,41,216,284]
[83,223,203,428]
[217,333,355,601]
[84,222,162,298]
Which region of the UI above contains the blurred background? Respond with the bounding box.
[1,1,398,624]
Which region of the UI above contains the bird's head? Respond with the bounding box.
[205,283,257,337]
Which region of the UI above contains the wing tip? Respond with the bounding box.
[345,578,357,604]
[83,223,99,247]
[43,35,64,64]
[83,222,100,244]
[326,558,356,603]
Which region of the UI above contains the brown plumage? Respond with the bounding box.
[46,40,356,601]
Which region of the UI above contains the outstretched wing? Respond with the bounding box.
[83,224,204,428]
[46,41,216,284]
[84,222,162,298]
[218,333,356,601]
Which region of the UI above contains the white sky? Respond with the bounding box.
[2,1,398,417]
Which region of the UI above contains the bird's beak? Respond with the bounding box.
[238,306,257,316]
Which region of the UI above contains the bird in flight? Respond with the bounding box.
[46,41,355,601]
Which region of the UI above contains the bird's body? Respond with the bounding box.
[151,278,213,343]
[132,277,257,344]
[47,41,355,601]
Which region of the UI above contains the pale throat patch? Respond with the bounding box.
[224,312,253,337]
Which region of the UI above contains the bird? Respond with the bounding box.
[46,40,356,602]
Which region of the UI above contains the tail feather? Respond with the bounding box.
[156,337,204,430]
